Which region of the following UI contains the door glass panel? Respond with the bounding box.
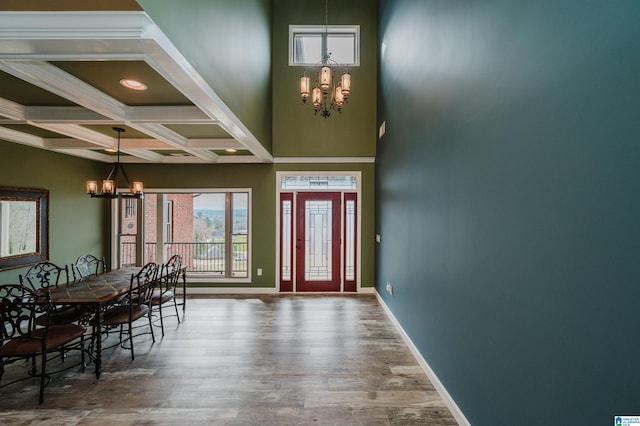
[281,199,292,281]
[305,200,332,281]
[345,199,355,281]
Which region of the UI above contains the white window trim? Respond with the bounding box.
[288,24,360,66]
[111,188,252,283]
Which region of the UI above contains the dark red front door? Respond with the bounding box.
[295,192,341,292]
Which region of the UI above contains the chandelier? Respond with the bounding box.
[299,0,351,118]
[86,127,143,199]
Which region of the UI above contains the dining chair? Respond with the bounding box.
[19,262,86,326]
[152,254,183,336]
[0,284,87,404]
[90,262,159,361]
[19,262,69,292]
[72,254,107,281]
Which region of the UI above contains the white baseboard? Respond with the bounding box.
[178,287,377,295]
[375,290,471,426]
[177,287,277,295]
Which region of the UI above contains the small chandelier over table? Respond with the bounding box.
[86,127,144,199]
[299,0,351,118]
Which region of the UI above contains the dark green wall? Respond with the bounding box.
[272,0,377,157]
[138,0,273,152]
[0,141,107,282]
[376,0,640,424]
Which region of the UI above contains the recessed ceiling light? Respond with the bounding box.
[225,148,237,153]
[120,79,147,91]
[105,148,117,153]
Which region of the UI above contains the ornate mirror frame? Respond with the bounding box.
[0,187,49,271]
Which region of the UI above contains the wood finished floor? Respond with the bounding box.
[0,295,457,425]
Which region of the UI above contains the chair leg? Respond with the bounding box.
[80,336,86,372]
[173,299,181,324]
[128,322,135,360]
[148,311,156,342]
[39,353,46,404]
[29,356,37,376]
[158,302,165,336]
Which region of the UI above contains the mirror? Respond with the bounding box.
[0,187,49,271]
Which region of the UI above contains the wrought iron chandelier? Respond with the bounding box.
[299,0,351,118]
[86,127,143,199]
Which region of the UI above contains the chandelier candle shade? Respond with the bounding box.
[299,0,352,118]
[86,127,143,199]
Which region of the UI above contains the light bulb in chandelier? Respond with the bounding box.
[312,87,323,110]
[319,66,332,93]
[334,86,344,108]
[300,71,311,102]
[340,71,351,98]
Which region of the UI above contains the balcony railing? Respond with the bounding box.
[120,241,248,277]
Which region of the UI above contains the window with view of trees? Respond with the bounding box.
[119,190,250,279]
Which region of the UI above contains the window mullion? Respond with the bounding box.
[225,192,233,278]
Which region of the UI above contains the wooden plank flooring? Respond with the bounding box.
[0,295,457,425]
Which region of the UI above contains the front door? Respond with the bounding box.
[295,192,341,292]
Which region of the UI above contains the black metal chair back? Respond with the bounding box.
[72,254,106,280]
[131,262,159,309]
[161,254,182,292]
[0,284,37,342]
[19,262,69,291]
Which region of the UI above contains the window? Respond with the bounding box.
[281,175,357,190]
[117,190,251,281]
[289,25,360,66]
[124,198,136,218]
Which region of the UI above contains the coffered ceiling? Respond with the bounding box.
[0,7,273,164]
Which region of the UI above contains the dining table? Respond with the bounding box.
[46,267,138,379]
[45,265,187,379]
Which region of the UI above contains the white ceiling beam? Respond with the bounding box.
[0,11,152,42]
[25,105,216,125]
[25,106,110,123]
[0,125,44,148]
[42,137,242,151]
[124,105,215,124]
[122,149,165,162]
[43,138,100,149]
[185,138,242,149]
[126,122,218,162]
[0,61,128,120]
[216,155,263,164]
[0,97,25,120]
[54,148,113,162]
[31,123,114,148]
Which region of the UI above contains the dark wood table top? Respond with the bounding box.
[47,268,138,306]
